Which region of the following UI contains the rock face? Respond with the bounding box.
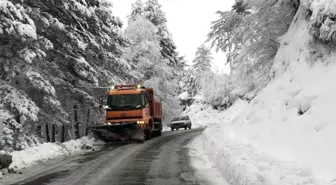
[0,0,129,151]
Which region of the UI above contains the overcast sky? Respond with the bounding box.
[110,0,235,74]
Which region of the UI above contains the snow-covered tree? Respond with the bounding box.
[232,0,251,15]
[129,0,183,78]
[207,0,298,98]
[186,45,213,96]
[0,0,128,151]
[124,16,181,122]
[192,45,213,73]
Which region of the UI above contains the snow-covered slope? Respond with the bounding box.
[188,2,336,185]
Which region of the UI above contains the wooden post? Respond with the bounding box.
[74,105,79,139]
[52,125,56,142]
[46,124,50,142]
[61,124,65,142]
[85,109,90,136]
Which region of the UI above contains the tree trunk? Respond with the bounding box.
[74,105,79,139]
[61,124,65,142]
[52,125,56,142]
[46,124,50,142]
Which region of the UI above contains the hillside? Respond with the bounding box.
[187,0,336,184]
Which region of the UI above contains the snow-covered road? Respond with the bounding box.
[1,128,220,185]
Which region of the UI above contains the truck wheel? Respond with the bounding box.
[184,126,187,130]
[171,127,174,131]
[145,130,151,140]
[189,126,191,129]
[157,129,162,136]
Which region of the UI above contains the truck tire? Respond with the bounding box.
[152,121,162,137]
[184,126,187,130]
[171,127,174,131]
[145,129,151,140]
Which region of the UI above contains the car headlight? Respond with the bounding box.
[137,120,145,124]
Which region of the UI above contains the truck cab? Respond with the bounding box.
[90,84,162,141]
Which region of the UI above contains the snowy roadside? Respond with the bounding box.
[0,136,104,177]
[187,100,331,185]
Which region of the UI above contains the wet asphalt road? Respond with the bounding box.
[2,128,206,185]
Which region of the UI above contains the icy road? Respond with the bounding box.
[2,128,215,185]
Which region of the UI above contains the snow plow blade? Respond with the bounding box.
[88,124,145,142]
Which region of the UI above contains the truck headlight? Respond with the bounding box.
[137,120,145,124]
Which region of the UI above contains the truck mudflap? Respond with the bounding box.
[88,123,145,142]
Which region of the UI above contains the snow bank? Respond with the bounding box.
[184,97,247,128]
[8,137,104,170]
[189,4,336,185]
[189,100,327,185]
[162,125,171,132]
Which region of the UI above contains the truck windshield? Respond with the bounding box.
[107,94,145,111]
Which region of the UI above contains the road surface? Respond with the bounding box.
[1,128,211,185]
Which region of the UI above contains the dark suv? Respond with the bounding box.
[170,116,192,131]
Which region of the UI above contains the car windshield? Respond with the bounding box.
[107,94,145,111]
[172,116,189,121]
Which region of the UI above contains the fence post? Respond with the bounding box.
[85,109,90,136]
[74,105,79,139]
[46,124,50,142]
[61,124,65,142]
[52,124,56,142]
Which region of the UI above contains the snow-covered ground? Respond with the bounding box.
[3,137,103,171]
[188,3,336,185]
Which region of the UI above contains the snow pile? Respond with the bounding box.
[8,136,104,170]
[192,127,323,185]
[189,136,229,185]
[162,126,171,132]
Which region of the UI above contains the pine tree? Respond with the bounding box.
[124,16,180,122]
[186,45,213,96]
[129,0,182,75]
[127,0,185,120]
[207,0,297,97]
[0,0,129,150]
[128,0,145,24]
[192,45,213,73]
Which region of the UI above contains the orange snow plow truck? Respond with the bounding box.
[88,84,163,142]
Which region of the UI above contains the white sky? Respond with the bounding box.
[110,0,235,74]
